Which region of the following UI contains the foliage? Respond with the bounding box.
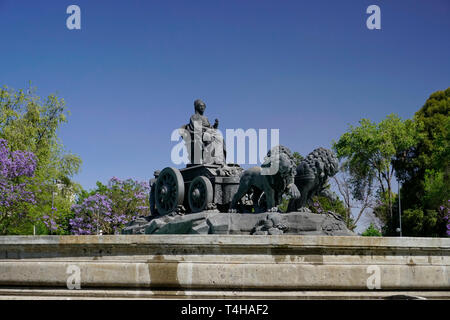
[401,208,440,237]
[394,89,449,205]
[0,139,37,234]
[0,85,81,234]
[333,114,418,235]
[70,194,115,235]
[392,88,449,236]
[423,169,450,210]
[310,195,355,229]
[332,171,375,231]
[292,152,304,166]
[277,195,290,213]
[69,177,150,235]
[361,223,382,237]
[441,200,450,236]
[413,88,449,170]
[41,207,59,233]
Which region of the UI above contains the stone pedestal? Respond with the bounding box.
[122,211,355,236]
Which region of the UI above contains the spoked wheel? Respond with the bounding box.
[188,176,213,213]
[155,167,185,215]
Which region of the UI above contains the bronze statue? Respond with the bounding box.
[180,99,226,165]
[287,147,339,211]
[229,145,301,212]
[125,102,354,235]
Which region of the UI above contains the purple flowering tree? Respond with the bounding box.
[0,139,37,234]
[70,194,114,235]
[41,207,59,233]
[70,177,149,235]
[441,200,450,236]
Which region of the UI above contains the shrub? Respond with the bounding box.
[361,223,382,237]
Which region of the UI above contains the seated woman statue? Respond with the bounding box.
[180,99,226,165]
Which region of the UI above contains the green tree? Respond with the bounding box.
[292,152,304,166]
[394,89,449,205]
[0,85,81,234]
[333,114,417,235]
[309,195,353,229]
[393,88,449,237]
[361,223,382,237]
[331,170,375,231]
[423,169,450,211]
[399,207,441,237]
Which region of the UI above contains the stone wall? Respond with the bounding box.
[0,235,449,299]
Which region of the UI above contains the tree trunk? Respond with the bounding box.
[387,174,393,219]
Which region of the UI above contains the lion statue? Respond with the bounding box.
[229,145,300,213]
[287,147,339,211]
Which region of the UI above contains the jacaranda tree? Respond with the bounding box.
[0,85,82,234]
[0,139,37,234]
[69,177,150,235]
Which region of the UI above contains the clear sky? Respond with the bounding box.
[1,1,449,231]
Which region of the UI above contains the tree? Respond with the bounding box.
[333,114,417,235]
[0,139,37,234]
[442,200,450,236]
[0,85,81,234]
[309,194,352,228]
[331,169,375,231]
[69,177,150,235]
[394,89,449,204]
[361,223,382,237]
[393,88,449,237]
[292,152,304,166]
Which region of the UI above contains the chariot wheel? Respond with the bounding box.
[155,167,185,215]
[188,176,213,213]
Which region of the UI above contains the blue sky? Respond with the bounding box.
[1,1,449,230]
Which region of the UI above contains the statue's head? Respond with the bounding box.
[194,99,206,114]
[262,145,297,179]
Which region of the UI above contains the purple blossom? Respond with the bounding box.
[312,200,324,214]
[439,200,450,237]
[40,209,61,233]
[70,177,150,235]
[0,140,36,179]
[0,139,37,229]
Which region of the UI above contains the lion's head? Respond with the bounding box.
[262,145,297,188]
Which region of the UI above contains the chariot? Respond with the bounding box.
[149,164,242,216]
